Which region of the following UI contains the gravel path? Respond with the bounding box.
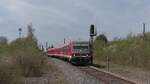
[22,57,68,84]
[111,69,150,84]
[23,77,49,84]
[22,72,50,84]
[51,58,104,84]
[94,61,150,84]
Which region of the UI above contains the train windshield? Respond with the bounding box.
[72,46,88,53]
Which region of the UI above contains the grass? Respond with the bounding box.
[48,59,68,84]
[0,37,68,84]
[0,27,68,84]
[0,36,47,84]
[93,33,150,71]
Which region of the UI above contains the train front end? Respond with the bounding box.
[70,41,91,64]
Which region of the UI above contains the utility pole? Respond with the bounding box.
[107,55,110,71]
[64,38,66,44]
[51,44,54,48]
[143,23,146,39]
[18,28,22,38]
[42,45,44,51]
[90,24,97,64]
[46,42,48,50]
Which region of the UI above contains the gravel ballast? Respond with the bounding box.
[51,58,104,84]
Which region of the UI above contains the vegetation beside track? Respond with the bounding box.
[0,24,67,84]
[93,33,150,70]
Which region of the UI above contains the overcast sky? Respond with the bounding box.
[0,0,150,46]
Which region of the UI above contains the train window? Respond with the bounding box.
[66,46,67,51]
[72,46,88,53]
[61,47,62,52]
[64,47,65,52]
[65,46,67,51]
[58,48,60,52]
[63,47,65,52]
[64,46,67,52]
[68,45,70,51]
[66,46,68,51]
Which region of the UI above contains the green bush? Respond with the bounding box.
[0,25,49,84]
[94,33,150,70]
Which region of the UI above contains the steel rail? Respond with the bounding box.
[90,66,138,84]
[77,67,109,84]
[77,66,139,84]
[90,66,139,84]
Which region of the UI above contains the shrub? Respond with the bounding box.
[93,32,150,70]
[0,24,49,84]
[0,36,8,45]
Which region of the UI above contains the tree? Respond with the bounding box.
[27,23,38,46]
[27,23,34,38]
[0,36,8,45]
[51,44,54,48]
[96,34,108,43]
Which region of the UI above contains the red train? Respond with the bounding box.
[47,41,91,64]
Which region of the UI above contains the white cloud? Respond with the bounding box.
[2,0,77,30]
[0,17,4,24]
[0,0,150,44]
[127,0,143,6]
[0,0,81,44]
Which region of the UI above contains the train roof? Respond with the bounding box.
[47,41,70,50]
[47,41,89,51]
[72,41,89,44]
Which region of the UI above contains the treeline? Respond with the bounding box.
[0,24,50,84]
[93,33,150,70]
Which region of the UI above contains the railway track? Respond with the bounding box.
[77,66,138,84]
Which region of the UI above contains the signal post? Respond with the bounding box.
[90,24,97,64]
